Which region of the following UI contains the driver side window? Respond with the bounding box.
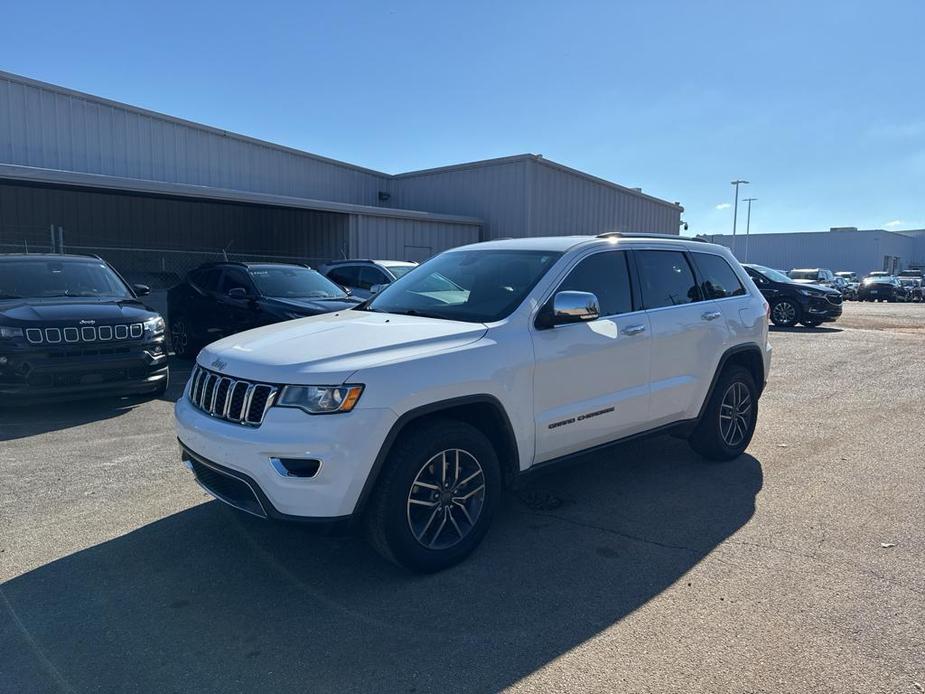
[218,268,254,295]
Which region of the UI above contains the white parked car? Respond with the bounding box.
[176,233,772,572]
[318,259,418,299]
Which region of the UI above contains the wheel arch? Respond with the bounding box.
[353,395,520,517]
[697,344,766,422]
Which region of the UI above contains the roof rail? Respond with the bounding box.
[596,232,706,242]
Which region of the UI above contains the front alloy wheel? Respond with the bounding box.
[770,299,800,327]
[365,418,501,573]
[406,449,486,550]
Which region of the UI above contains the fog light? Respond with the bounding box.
[0,356,7,366]
[270,457,322,478]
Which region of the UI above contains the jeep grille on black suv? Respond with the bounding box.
[188,365,278,426]
[25,323,144,344]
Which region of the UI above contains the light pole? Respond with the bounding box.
[743,197,757,262]
[730,179,749,257]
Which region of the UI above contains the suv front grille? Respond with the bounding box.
[188,365,278,426]
[25,323,144,345]
[826,294,843,305]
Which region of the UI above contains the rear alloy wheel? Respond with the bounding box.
[770,299,800,327]
[365,418,501,573]
[689,365,758,461]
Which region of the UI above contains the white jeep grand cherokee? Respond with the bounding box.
[176,233,771,572]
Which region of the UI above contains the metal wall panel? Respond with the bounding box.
[0,181,348,259]
[705,230,919,278]
[348,214,480,262]
[528,158,681,236]
[388,158,528,241]
[0,72,388,206]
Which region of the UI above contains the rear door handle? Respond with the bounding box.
[622,324,647,336]
[702,311,722,321]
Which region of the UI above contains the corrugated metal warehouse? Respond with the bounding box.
[0,70,683,285]
[703,227,925,277]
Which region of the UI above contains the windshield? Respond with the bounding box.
[0,259,132,299]
[748,265,791,283]
[788,270,819,280]
[384,264,415,279]
[366,249,562,323]
[249,266,347,299]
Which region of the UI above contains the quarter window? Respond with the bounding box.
[635,250,701,309]
[557,251,633,316]
[693,253,747,299]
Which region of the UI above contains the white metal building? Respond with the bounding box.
[702,227,925,277]
[0,70,683,279]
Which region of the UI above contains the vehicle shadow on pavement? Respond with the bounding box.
[0,437,762,693]
[769,325,841,334]
[0,357,192,442]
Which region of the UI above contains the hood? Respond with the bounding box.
[262,296,361,315]
[791,281,838,294]
[198,310,487,384]
[0,297,159,324]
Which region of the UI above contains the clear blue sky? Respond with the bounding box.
[2,0,923,235]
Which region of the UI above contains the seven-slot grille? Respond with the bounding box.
[189,365,278,426]
[25,323,144,344]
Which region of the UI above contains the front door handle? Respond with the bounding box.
[702,311,722,321]
[622,324,647,336]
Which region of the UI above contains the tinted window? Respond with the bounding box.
[248,266,347,299]
[189,267,221,292]
[694,253,746,299]
[218,268,253,295]
[557,251,633,316]
[635,250,701,309]
[368,250,562,323]
[358,266,389,290]
[327,266,360,287]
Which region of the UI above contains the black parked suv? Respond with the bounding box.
[743,263,843,327]
[857,273,905,302]
[0,254,169,401]
[167,262,362,358]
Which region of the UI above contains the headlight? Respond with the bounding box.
[277,384,364,414]
[0,327,24,338]
[143,317,166,337]
[798,289,823,297]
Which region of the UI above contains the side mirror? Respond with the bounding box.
[341,285,352,296]
[537,291,600,329]
[227,287,249,299]
[369,283,386,295]
[133,284,151,297]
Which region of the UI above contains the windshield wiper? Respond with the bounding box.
[390,309,449,320]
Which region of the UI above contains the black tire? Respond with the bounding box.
[801,320,822,327]
[364,418,502,573]
[169,314,197,359]
[688,365,758,461]
[770,299,800,327]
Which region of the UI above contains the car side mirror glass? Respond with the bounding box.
[544,291,600,327]
[133,283,150,297]
[227,287,249,299]
[341,285,352,295]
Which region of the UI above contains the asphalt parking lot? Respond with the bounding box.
[2,302,923,693]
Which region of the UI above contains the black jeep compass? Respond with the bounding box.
[0,254,169,401]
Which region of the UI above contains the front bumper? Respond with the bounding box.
[174,394,397,519]
[0,342,168,401]
[804,296,842,321]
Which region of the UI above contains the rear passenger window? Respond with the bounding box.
[635,250,701,309]
[358,267,389,290]
[694,253,747,299]
[327,266,360,287]
[557,251,633,316]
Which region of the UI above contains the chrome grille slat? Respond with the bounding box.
[188,367,276,426]
[18,323,145,345]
